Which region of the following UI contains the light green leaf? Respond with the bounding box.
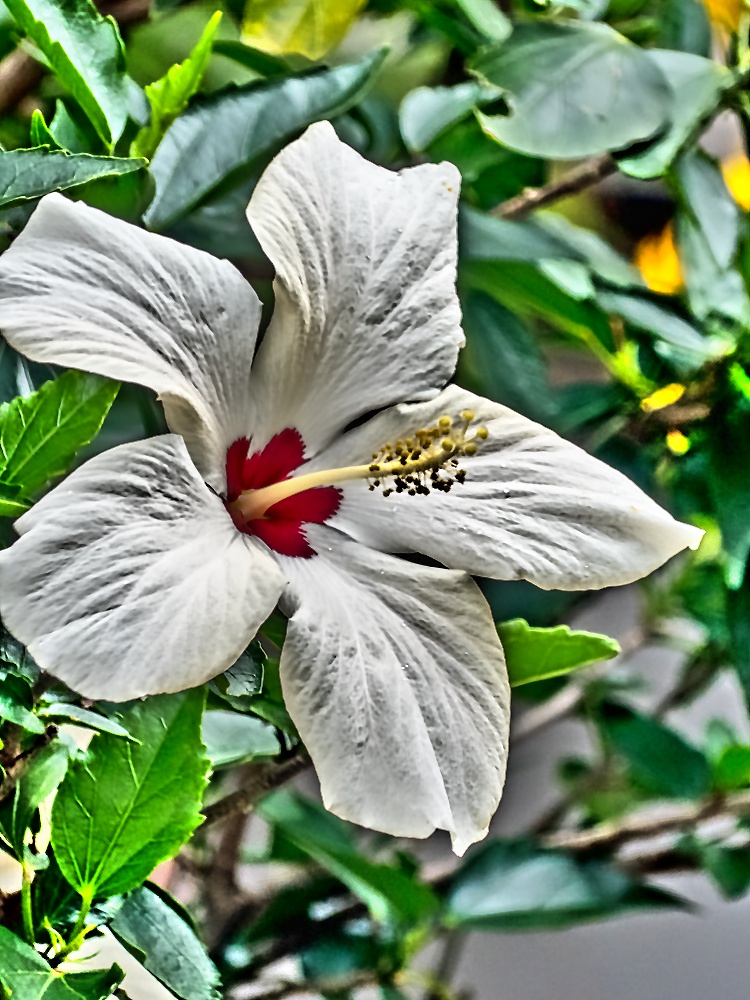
[0,372,119,498]
[0,149,146,209]
[30,109,62,150]
[455,0,511,41]
[261,791,438,926]
[37,703,133,740]
[61,966,124,1000]
[51,690,209,899]
[3,0,129,145]
[444,839,685,930]
[713,745,750,790]
[400,81,500,153]
[131,11,221,162]
[0,926,82,1000]
[472,21,670,158]
[110,886,220,1000]
[242,0,367,60]
[145,50,385,230]
[202,710,279,767]
[618,51,731,179]
[498,619,619,687]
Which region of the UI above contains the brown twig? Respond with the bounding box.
[541,790,750,852]
[494,154,617,221]
[202,752,311,828]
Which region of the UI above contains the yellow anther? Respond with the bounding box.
[441,438,454,451]
[438,416,452,430]
[464,443,477,456]
[475,426,489,440]
[460,409,475,422]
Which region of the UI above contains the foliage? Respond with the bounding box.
[1,0,750,997]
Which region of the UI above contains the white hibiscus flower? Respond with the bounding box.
[0,123,701,854]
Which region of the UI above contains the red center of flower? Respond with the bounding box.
[224,429,341,559]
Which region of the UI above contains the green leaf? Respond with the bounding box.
[0,739,69,856]
[212,39,289,77]
[0,149,146,209]
[498,619,619,688]
[400,81,499,154]
[658,0,712,56]
[260,791,439,927]
[0,674,44,734]
[708,392,750,589]
[110,886,220,1000]
[444,839,685,930]
[595,289,729,375]
[618,51,731,179]
[0,372,119,498]
[145,50,385,231]
[131,11,221,162]
[62,966,124,1000]
[598,702,712,799]
[242,0,367,61]
[30,109,62,150]
[0,926,82,1000]
[51,690,209,899]
[457,291,556,424]
[674,149,750,328]
[3,0,129,146]
[459,205,584,264]
[697,843,750,899]
[713,745,750,790]
[202,709,279,767]
[454,0,511,41]
[37,703,133,740]
[472,21,670,158]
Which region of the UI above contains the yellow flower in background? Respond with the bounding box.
[723,154,750,210]
[243,0,367,60]
[634,223,683,295]
[702,0,747,32]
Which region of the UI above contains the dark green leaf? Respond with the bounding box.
[0,372,119,498]
[0,739,69,856]
[51,690,209,899]
[110,886,220,1000]
[460,205,583,264]
[708,392,750,589]
[698,843,750,899]
[498,619,619,688]
[60,966,124,1000]
[444,839,685,929]
[145,50,385,230]
[0,149,146,209]
[618,51,731,179]
[457,291,556,423]
[598,702,712,799]
[674,150,750,328]
[0,674,44,733]
[212,39,289,77]
[471,21,670,158]
[260,791,438,927]
[3,0,129,145]
[658,0,711,56]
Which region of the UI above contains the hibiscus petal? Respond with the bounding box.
[0,194,261,489]
[245,121,464,454]
[276,524,510,855]
[0,436,286,701]
[305,385,703,590]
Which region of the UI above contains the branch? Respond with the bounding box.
[494,154,617,221]
[201,752,311,828]
[541,790,750,852]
